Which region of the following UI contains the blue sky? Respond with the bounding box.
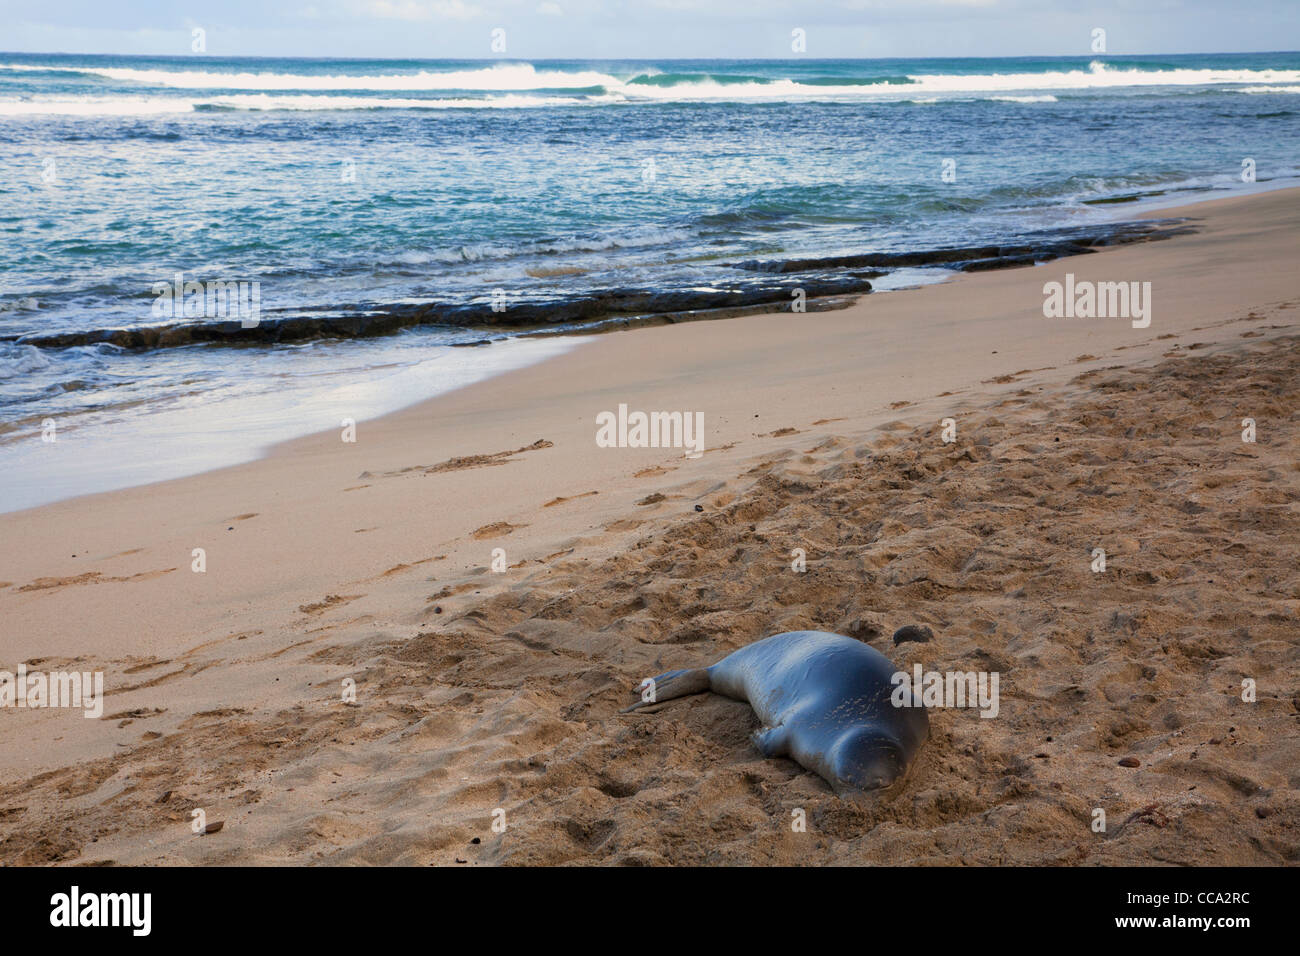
[2,1,1298,59]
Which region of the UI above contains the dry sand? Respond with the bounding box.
[0,188,1297,865]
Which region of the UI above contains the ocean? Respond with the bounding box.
[1,52,1298,510]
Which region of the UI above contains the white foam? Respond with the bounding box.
[4,60,1298,112]
[388,224,697,266]
[0,61,626,92]
[211,92,624,110]
[895,61,1300,94]
[0,343,51,378]
[0,92,623,115]
[5,59,1299,103]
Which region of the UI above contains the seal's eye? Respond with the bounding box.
[835,732,904,791]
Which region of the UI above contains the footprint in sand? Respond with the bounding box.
[602,519,644,533]
[382,439,553,478]
[633,465,674,478]
[298,594,362,615]
[471,521,524,539]
[428,582,476,600]
[18,568,176,592]
[544,491,599,508]
[374,556,442,580]
[106,707,165,727]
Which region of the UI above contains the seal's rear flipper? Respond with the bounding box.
[620,667,712,713]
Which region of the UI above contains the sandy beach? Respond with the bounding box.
[1,186,1297,866]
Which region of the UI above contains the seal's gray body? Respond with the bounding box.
[624,630,928,794]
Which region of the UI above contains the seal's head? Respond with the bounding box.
[830,730,907,792]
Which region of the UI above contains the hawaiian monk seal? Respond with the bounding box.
[622,630,928,794]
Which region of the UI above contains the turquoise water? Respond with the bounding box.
[0,52,1298,509]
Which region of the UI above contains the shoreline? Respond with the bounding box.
[0,183,1296,864]
[1,184,1293,603]
[0,184,1287,517]
[11,217,1195,351]
[0,332,586,515]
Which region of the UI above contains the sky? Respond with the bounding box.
[1,0,1298,60]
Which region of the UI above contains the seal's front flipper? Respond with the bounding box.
[751,724,790,758]
[620,667,712,713]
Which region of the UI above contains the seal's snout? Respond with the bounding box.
[833,731,906,792]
